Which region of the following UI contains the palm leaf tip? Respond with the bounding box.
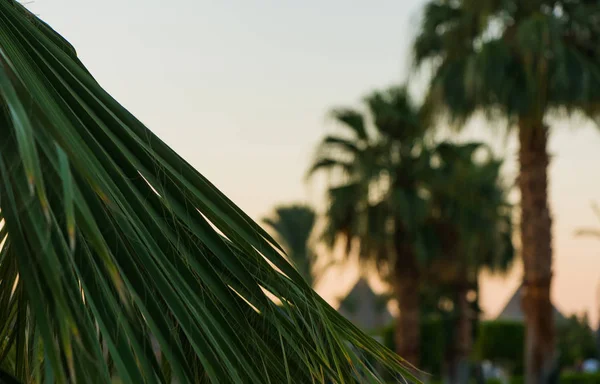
[0,2,416,383]
[328,108,368,140]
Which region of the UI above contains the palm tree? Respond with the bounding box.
[414,1,600,381]
[262,204,322,287]
[425,143,515,384]
[0,2,416,383]
[308,86,431,367]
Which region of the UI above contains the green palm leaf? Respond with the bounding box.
[0,2,415,383]
[427,141,515,275]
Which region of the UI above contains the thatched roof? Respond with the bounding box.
[338,278,393,331]
[496,284,566,323]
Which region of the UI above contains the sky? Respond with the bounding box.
[27,0,600,324]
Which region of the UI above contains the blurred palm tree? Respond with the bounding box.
[262,204,324,287]
[0,2,415,383]
[414,1,600,380]
[425,142,515,384]
[308,85,432,366]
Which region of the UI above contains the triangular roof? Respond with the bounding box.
[496,284,566,323]
[338,278,393,330]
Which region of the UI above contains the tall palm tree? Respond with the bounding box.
[262,204,321,287]
[414,1,600,381]
[308,86,432,367]
[425,143,515,384]
[0,2,416,383]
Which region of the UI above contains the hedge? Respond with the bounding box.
[379,318,598,381]
[474,320,525,375]
[480,375,600,384]
[378,316,447,376]
[559,373,600,384]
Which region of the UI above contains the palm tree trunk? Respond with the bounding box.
[393,243,420,369]
[518,118,555,384]
[447,283,472,384]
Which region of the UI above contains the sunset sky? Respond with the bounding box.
[29,0,600,324]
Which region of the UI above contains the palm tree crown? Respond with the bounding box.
[415,0,600,122]
[308,86,430,270]
[427,142,514,279]
[262,204,319,286]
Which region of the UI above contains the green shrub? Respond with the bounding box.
[474,320,525,375]
[379,318,599,382]
[485,379,503,384]
[559,373,600,384]
[557,315,599,369]
[509,376,524,384]
[484,373,600,384]
[474,317,599,376]
[377,316,447,376]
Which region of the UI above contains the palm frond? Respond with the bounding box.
[305,157,354,179]
[427,141,515,276]
[0,2,415,383]
[329,108,368,140]
[575,229,600,239]
[319,135,362,155]
[364,86,424,142]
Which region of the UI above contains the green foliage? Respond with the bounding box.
[502,373,600,384]
[420,317,448,376]
[380,317,596,383]
[0,2,415,383]
[485,374,600,384]
[415,0,600,123]
[425,142,515,279]
[308,85,431,271]
[310,85,515,278]
[379,317,447,376]
[509,377,524,384]
[310,83,515,383]
[262,204,319,287]
[474,320,525,374]
[557,314,599,369]
[474,317,599,376]
[560,373,600,384]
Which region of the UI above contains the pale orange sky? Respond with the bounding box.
[29,0,600,325]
